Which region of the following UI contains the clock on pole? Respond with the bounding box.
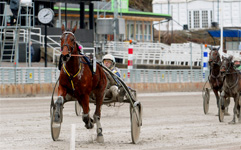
[38,8,54,67]
[38,8,54,24]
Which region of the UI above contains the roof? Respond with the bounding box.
[208,30,241,38]
[33,0,100,3]
[54,2,172,20]
[152,0,240,4]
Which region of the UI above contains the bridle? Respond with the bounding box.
[208,50,222,78]
[209,50,221,68]
[60,31,82,93]
[61,31,76,58]
[221,57,239,90]
[221,57,234,75]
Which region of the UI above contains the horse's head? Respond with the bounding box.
[220,55,234,74]
[60,25,77,62]
[208,47,221,68]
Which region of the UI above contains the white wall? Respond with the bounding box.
[153,0,241,31]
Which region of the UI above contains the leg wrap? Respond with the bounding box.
[82,113,94,129]
[82,113,90,124]
[54,96,63,123]
[93,114,103,136]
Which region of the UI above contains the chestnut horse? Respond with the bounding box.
[220,56,241,123]
[55,25,107,142]
[208,47,229,113]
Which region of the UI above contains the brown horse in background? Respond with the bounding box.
[220,56,241,123]
[54,25,107,142]
[208,47,229,114]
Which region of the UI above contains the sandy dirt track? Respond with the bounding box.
[0,92,240,150]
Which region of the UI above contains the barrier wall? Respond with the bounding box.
[0,82,208,97]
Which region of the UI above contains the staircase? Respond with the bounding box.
[0,1,34,67]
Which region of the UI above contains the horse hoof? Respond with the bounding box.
[85,122,94,129]
[228,121,235,124]
[96,135,104,143]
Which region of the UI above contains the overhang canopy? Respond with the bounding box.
[208,30,241,38]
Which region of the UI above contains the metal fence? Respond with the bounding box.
[0,67,59,84]
[0,67,208,84]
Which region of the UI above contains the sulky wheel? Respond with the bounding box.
[75,101,82,116]
[203,88,210,114]
[218,97,225,122]
[50,106,62,141]
[130,101,142,144]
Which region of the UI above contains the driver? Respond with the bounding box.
[233,57,241,72]
[102,54,125,102]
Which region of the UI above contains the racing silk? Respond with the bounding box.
[111,67,121,85]
[112,69,121,77]
[235,66,241,72]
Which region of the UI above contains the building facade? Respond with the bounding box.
[152,0,241,31]
[53,1,171,42]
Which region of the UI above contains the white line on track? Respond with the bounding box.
[138,92,204,97]
[0,92,207,101]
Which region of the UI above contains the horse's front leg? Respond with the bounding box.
[238,98,241,123]
[53,85,67,123]
[213,89,219,108]
[229,95,239,124]
[93,91,105,143]
[79,94,94,129]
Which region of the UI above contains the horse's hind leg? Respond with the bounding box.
[79,95,94,129]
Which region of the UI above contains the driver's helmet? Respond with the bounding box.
[102,54,116,69]
[233,57,240,62]
[233,57,241,67]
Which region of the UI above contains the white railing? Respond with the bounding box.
[105,42,204,66]
[226,50,241,59]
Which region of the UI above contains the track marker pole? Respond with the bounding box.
[128,40,133,83]
[70,124,76,150]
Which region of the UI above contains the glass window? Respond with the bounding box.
[144,24,147,34]
[210,10,213,23]
[148,24,151,41]
[193,11,200,28]
[136,23,139,40]
[127,24,129,40]
[135,24,139,35]
[130,24,134,39]
[140,23,143,41]
[189,11,192,29]
[202,11,208,28]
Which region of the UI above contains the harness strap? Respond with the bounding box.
[225,71,239,89]
[63,63,81,91]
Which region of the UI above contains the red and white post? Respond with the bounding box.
[128,40,133,82]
